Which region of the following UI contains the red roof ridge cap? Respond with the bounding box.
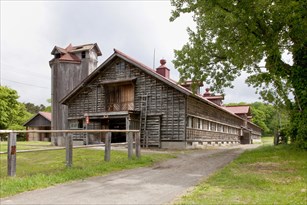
[113,49,155,71]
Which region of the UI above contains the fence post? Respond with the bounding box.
[135,132,141,158]
[65,133,73,167]
[127,132,133,160]
[104,132,111,162]
[7,132,17,177]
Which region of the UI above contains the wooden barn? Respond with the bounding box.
[50,43,262,148]
[23,112,52,141]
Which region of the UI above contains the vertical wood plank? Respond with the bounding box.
[104,132,111,162]
[127,132,133,160]
[7,132,17,177]
[65,133,73,167]
[135,132,141,158]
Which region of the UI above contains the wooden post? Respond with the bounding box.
[7,132,17,177]
[127,132,133,160]
[135,132,141,158]
[104,132,111,162]
[65,133,73,167]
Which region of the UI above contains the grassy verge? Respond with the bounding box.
[175,145,307,205]
[0,141,52,152]
[261,136,274,145]
[0,148,174,198]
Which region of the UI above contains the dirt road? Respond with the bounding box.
[1,145,259,205]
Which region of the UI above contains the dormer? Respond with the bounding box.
[180,81,203,95]
[203,88,224,106]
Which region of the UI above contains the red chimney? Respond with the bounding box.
[156,59,170,78]
[203,88,211,97]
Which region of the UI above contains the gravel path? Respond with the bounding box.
[1,144,260,205]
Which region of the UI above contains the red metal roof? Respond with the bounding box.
[224,106,250,114]
[204,95,224,100]
[39,112,52,121]
[23,112,52,127]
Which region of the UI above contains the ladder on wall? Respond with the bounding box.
[140,95,148,147]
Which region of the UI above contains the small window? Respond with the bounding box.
[81,51,86,58]
[187,117,192,128]
[55,53,61,58]
[116,61,125,73]
[78,119,83,128]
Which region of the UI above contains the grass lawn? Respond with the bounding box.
[262,136,274,145]
[175,145,307,205]
[0,148,174,198]
[0,141,53,152]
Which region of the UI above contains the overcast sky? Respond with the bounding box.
[1,0,260,106]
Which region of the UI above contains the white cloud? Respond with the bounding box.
[1,1,259,105]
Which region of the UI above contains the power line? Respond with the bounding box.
[2,78,50,89]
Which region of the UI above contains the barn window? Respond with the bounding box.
[55,53,61,58]
[193,118,198,129]
[78,119,83,128]
[187,117,192,128]
[69,120,83,129]
[116,61,125,74]
[81,51,86,58]
[199,119,203,129]
[210,122,216,131]
[105,84,134,111]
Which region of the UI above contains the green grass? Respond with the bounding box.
[261,136,274,145]
[0,141,52,152]
[0,148,174,198]
[175,145,307,205]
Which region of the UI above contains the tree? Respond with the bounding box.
[170,0,307,148]
[23,102,46,114]
[44,99,52,112]
[0,86,31,130]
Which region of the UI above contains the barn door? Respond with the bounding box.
[146,115,161,148]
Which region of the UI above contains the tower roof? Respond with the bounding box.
[50,43,102,65]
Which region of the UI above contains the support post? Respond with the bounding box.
[127,132,133,160]
[104,132,111,162]
[65,133,73,167]
[135,132,141,158]
[7,132,17,177]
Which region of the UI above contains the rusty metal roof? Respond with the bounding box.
[224,106,251,114]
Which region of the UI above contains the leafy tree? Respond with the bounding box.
[170,0,307,148]
[44,99,52,112]
[23,102,46,114]
[225,102,282,136]
[0,86,31,130]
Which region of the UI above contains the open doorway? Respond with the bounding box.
[109,118,126,143]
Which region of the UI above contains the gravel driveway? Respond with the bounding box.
[1,144,260,205]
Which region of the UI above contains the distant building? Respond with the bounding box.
[50,43,262,148]
[23,112,51,141]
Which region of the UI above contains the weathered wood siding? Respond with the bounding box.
[248,121,262,141]
[186,97,243,142]
[67,58,186,144]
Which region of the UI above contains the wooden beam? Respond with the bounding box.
[65,133,73,167]
[135,132,141,158]
[0,129,140,134]
[127,132,133,160]
[104,132,111,162]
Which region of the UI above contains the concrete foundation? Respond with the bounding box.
[161,141,186,149]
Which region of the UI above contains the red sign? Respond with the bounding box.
[86,116,90,124]
[11,146,16,155]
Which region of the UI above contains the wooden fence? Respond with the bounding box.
[0,129,141,177]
